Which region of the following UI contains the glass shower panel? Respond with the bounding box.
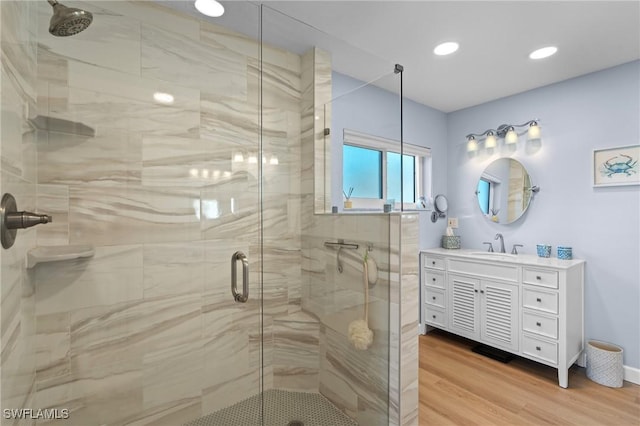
[261,5,400,425]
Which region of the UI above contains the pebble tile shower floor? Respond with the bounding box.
[184,389,358,426]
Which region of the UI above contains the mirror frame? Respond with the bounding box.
[475,158,538,225]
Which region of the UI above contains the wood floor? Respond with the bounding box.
[419,330,640,425]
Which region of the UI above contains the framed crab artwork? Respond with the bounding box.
[593,145,640,187]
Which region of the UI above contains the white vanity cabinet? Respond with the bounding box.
[420,249,585,388]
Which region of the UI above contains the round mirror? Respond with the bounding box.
[434,194,448,213]
[475,158,534,224]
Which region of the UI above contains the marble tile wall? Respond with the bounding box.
[300,214,393,426]
[29,1,303,424]
[1,1,38,425]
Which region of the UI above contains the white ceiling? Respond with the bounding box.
[163,1,640,112]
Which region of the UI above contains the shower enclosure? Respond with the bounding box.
[0,1,413,425]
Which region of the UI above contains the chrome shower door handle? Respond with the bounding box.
[231,251,249,303]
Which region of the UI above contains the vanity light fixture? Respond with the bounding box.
[194,0,224,17]
[466,119,541,151]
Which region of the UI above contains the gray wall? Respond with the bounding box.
[446,61,640,369]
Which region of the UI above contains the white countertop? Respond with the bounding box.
[421,248,585,269]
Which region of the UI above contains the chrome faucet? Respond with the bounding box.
[495,233,506,253]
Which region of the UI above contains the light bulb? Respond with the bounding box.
[194,0,224,17]
[485,132,497,149]
[466,136,478,152]
[528,122,541,140]
[269,155,279,165]
[505,128,518,144]
[233,153,244,163]
[248,155,257,164]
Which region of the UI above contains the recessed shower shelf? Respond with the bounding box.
[26,244,95,269]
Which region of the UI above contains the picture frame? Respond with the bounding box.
[592,145,640,187]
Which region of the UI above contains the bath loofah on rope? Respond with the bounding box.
[348,253,374,350]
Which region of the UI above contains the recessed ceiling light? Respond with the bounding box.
[153,92,174,104]
[195,0,224,17]
[529,46,558,60]
[433,42,459,56]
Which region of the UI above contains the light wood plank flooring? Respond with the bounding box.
[419,330,640,425]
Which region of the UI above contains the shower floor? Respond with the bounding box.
[185,389,358,426]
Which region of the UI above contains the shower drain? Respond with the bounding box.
[287,421,304,426]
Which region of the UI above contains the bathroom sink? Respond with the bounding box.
[468,251,518,260]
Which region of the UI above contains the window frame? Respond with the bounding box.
[342,129,431,210]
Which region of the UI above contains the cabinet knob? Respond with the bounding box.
[480,290,485,294]
[536,322,542,327]
[474,289,478,293]
[432,315,436,319]
[536,276,542,280]
[432,261,436,265]
[432,296,436,300]
[432,277,436,282]
[536,297,542,302]
[536,346,541,351]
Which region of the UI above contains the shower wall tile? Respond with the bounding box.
[47,84,199,138]
[34,244,143,316]
[36,184,69,246]
[67,61,200,110]
[37,1,141,76]
[68,185,200,246]
[273,312,319,391]
[142,136,232,188]
[1,1,38,417]
[200,92,259,148]
[38,129,142,186]
[142,23,246,97]
[143,241,205,298]
[142,343,204,413]
[99,1,200,41]
[0,69,35,180]
[37,48,69,86]
[1,0,38,102]
[200,184,259,242]
[201,21,260,61]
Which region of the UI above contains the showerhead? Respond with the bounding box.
[47,0,92,37]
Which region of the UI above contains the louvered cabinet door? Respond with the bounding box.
[449,274,480,340]
[480,280,519,352]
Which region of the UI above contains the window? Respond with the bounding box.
[342,129,431,210]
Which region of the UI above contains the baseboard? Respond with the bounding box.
[624,365,640,385]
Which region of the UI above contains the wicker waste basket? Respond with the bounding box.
[586,340,624,388]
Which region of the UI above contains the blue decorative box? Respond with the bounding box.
[557,246,573,260]
[536,244,551,258]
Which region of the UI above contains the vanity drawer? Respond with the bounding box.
[423,255,445,270]
[424,306,447,328]
[523,311,558,340]
[522,334,558,365]
[423,270,445,289]
[448,258,518,282]
[522,287,559,314]
[424,287,446,309]
[523,268,559,289]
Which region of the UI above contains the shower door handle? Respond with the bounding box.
[231,251,249,303]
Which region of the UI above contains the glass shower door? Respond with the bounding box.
[1,1,266,425]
